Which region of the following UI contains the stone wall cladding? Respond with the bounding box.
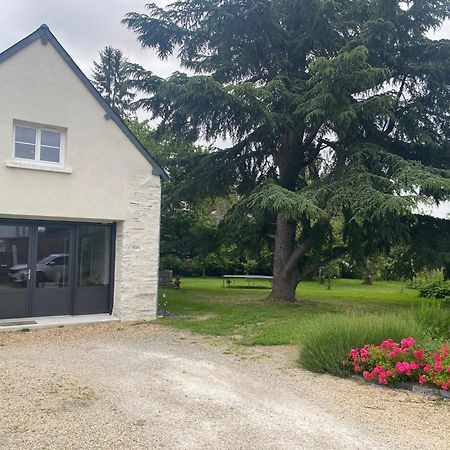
[113,173,161,321]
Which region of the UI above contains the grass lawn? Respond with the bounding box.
[159,277,426,346]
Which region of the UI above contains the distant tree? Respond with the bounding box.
[92,46,139,117]
[372,216,450,281]
[124,1,450,301]
[408,215,450,274]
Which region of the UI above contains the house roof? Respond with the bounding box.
[0,24,169,180]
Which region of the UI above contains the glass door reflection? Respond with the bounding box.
[0,224,30,318]
[35,226,70,289]
[32,225,71,316]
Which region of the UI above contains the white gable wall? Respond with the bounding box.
[0,38,162,320]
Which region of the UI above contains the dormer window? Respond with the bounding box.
[13,123,64,166]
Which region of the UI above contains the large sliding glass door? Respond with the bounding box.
[0,220,113,319]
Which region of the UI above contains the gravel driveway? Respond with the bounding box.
[0,322,449,449]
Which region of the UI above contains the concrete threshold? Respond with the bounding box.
[0,313,119,331]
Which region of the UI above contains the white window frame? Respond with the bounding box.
[11,122,66,169]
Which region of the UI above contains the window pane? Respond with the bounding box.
[78,225,111,287]
[41,130,61,147]
[15,126,36,144]
[36,226,70,289]
[15,142,36,160]
[40,146,60,163]
[0,225,29,290]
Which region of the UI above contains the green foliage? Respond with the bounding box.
[298,312,428,376]
[125,119,205,172]
[233,180,327,222]
[386,248,417,281]
[408,216,450,271]
[411,281,450,300]
[413,302,450,340]
[92,46,140,117]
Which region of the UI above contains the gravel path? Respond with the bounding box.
[0,322,449,449]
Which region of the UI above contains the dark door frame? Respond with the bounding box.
[0,218,115,318]
[29,223,73,317]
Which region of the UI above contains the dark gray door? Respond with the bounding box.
[0,224,31,319]
[31,225,72,317]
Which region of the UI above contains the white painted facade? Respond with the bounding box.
[0,27,164,320]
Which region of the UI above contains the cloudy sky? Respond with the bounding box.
[0,0,180,78]
[1,0,449,217]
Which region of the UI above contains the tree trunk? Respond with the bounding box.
[362,264,373,285]
[443,263,449,281]
[319,267,325,285]
[269,214,299,301]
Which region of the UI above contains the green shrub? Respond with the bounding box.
[298,312,428,376]
[414,281,450,300]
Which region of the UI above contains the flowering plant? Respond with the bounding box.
[343,338,450,391]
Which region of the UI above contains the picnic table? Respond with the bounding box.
[222,274,273,287]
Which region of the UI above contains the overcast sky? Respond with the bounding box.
[0,0,180,78]
[0,0,449,217]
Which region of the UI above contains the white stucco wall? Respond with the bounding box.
[0,37,162,320]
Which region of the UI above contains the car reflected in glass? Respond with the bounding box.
[8,253,69,286]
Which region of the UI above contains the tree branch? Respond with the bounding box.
[298,246,348,282]
[283,238,314,277]
[384,75,407,136]
[303,123,323,147]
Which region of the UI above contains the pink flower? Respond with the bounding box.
[354,364,361,372]
[381,339,398,348]
[434,354,443,371]
[373,365,385,375]
[349,348,359,361]
[362,371,369,379]
[413,349,424,360]
[400,337,415,349]
[395,361,411,374]
[419,375,426,385]
[424,364,431,374]
[360,348,369,358]
[441,384,448,391]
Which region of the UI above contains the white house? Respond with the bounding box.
[0,25,167,322]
